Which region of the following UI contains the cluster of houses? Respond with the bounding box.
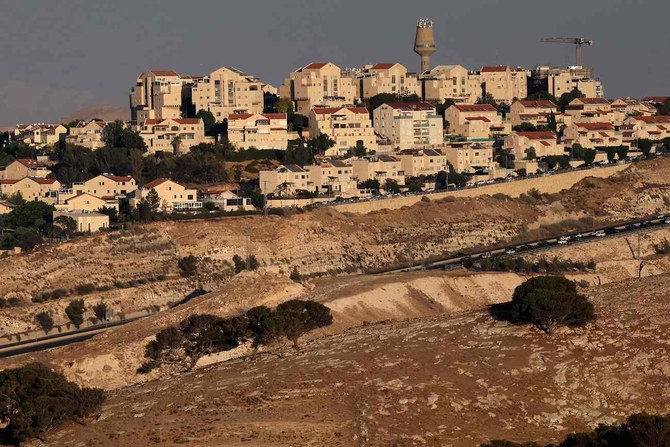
[0,158,254,232]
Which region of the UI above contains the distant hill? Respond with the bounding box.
[59,104,129,123]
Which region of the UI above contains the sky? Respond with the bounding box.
[0,0,668,124]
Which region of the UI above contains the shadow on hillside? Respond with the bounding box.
[487,301,513,322]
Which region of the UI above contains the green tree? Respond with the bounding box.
[638,138,654,157]
[508,276,595,333]
[245,306,279,349]
[93,302,109,322]
[274,300,333,348]
[476,92,498,107]
[136,188,161,221]
[524,147,537,160]
[351,141,367,157]
[290,266,301,282]
[13,227,42,251]
[582,148,597,165]
[3,200,54,232]
[514,122,539,132]
[97,206,119,223]
[232,254,246,273]
[435,99,456,118]
[35,311,54,334]
[306,134,335,156]
[52,215,78,238]
[195,109,216,133]
[557,88,585,112]
[385,179,401,194]
[407,179,423,193]
[357,179,381,191]
[101,121,146,151]
[435,170,448,189]
[65,299,86,328]
[605,147,617,163]
[364,93,421,116]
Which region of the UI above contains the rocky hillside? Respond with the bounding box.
[43,273,670,447]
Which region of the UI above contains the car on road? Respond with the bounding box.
[664,218,670,224]
[593,230,606,237]
[504,247,516,255]
[557,236,570,244]
[641,221,653,228]
[573,233,583,239]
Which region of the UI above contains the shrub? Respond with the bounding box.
[290,266,302,282]
[51,288,68,299]
[0,298,7,308]
[7,297,21,307]
[75,283,96,295]
[508,276,595,333]
[0,363,105,443]
[178,256,198,277]
[93,302,109,322]
[274,300,333,348]
[64,299,86,328]
[34,312,54,334]
[247,255,259,271]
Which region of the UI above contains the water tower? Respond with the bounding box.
[414,18,436,73]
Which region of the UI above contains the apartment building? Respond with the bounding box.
[139,118,212,154]
[351,155,405,186]
[278,62,357,115]
[2,159,50,180]
[259,164,313,196]
[610,98,657,123]
[443,142,494,174]
[529,66,604,99]
[563,122,622,148]
[304,160,357,195]
[227,113,291,150]
[509,100,559,127]
[130,70,191,123]
[564,97,615,124]
[398,149,448,177]
[307,107,377,156]
[472,66,528,104]
[421,65,479,104]
[135,178,201,211]
[504,131,563,159]
[190,66,264,120]
[17,124,67,147]
[444,104,506,139]
[620,116,670,142]
[373,102,443,149]
[0,177,61,202]
[65,120,109,150]
[344,63,421,100]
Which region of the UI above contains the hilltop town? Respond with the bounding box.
[1,15,670,447]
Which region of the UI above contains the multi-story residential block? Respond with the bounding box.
[259,164,314,196]
[227,113,292,150]
[278,62,357,115]
[307,106,377,156]
[65,120,109,150]
[351,155,405,186]
[610,98,657,122]
[1,159,50,180]
[130,70,191,123]
[53,210,109,233]
[421,64,480,104]
[304,160,357,195]
[504,131,563,159]
[0,177,61,202]
[399,149,448,177]
[472,66,528,104]
[528,66,604,99]
[620,116,670,143]
[563,122,622,148]
[134,178,201,211]
[509,100,559,127]
[190,66,264,120]
[139,118,212,154]
[443,142,494,173]
[373,102,443,149]
[344,63,421,100]
[564,97,614,124]
[444,104,506,139]
[16,124,67,147]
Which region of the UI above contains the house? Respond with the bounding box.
[373,102,443,148]
[421,65,479,104]
[307,107,377,156]
[564,98,615,124]
[66,120,109,150]
[201,190,255,212]
[471,66,528,104]
[55,192,118,213]
[350,155,405,186]
[398,149,448,177]
[190,66,264,120]
[563,122,623,148]
[135,178,201,211]
[227,113,293,150]
[18,124,67,147]
[76,174,137,199]
[304,160,357,195]
[620,115,670,142]
[53,210,109,233]
[443,142,494,174]
[0,200,14,215]
[0,177,61,202]
[509,100,559,127]
[259,165,314,196]
[279,62,357,115]
[503,131,563,159]
[1,159,51,180]
[139,118,212,154]
[344,63,421,100]
[444,104,506,140]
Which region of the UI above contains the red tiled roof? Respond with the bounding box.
[576,98,611,105]
[103,174,134,183]
[575,122,614,130]
[385,102,434,111]
[144,119,162,125]
[540,141,550,146]
[518,100,556,108]
[150,70,179,77]
[453,104,497,112]
[516,131,557,140]
[465,117,491,122]
[173,118,200,125]
[143,178,170,188]
[302,62,328,70]
[480,66,508,72]
[643,96,670,103]
[371,63,396,70]
[0,179,18,185]
[15,158,46,168]
[29,177,57,185]
[313,107,368,115]
[227,114,254,121]
[262,113,287,120]
[635,116,670,123]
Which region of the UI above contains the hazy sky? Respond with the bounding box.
[0,0,668,124]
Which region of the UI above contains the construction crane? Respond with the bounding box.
[541,37,593,67]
